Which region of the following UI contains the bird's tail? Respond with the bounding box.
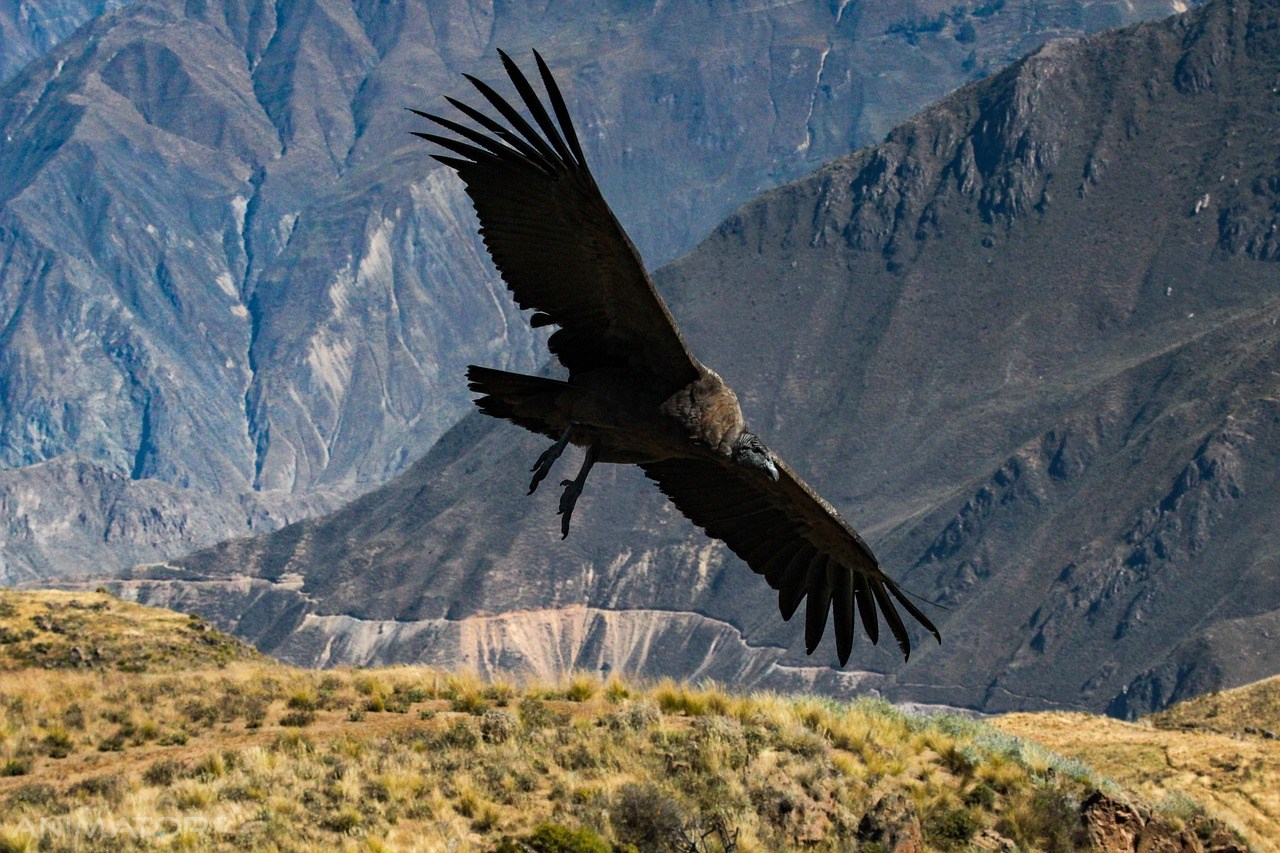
[466,365,571,439]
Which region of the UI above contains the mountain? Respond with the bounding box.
[0,0,1194,582]
[0,0,126,82]
[106,0,1280,718]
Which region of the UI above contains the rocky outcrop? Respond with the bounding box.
[0,458,349,584]
[1080,790,1247,852]
[857,793,924,853]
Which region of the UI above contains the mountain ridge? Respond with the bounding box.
[101,0,1280,718]
[0,0,1198,580]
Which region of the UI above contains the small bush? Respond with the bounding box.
[158,729,189,746]
[273,731,314,755]
[565,676,597,703]
[621,700,661,731]
[279,710,317,727]
[322,806,363,833]
[96,731,126,752]
[519,697,568,729]
[191,753,227,780]
[61,704,86,730]
[286,690,318,712]
[924,806,981,847]
[481,709,519,744]
[442,719,480,749]
[243,696,268,728]
[612,783,687,850]
[965,782,997,809]
[144,759,185,786]
[521,822,611,853]
[604,679,631,703]
[0,758,29,777]
[7,783,62,811]
[41,727,73,759]
[451,692,490,715]
[68,775,122,804]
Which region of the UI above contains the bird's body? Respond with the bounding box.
[471,363,745,465]
[413,50,941,666]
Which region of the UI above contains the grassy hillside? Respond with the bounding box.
[0,591,1248,851]
[1149,675,1280,738]
[0,589,260,671]
[998,677,1280,851]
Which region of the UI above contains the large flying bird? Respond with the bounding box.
[412,51,940,665]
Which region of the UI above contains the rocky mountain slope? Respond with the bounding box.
[0,0,1192,581]
[0,0,126,82]
[109,0,1280,718]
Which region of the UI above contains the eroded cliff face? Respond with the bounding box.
[0,0,1194,579]
[104,0,1280,716]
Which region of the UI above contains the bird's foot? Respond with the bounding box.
[555,445,598,539]
[557,479,584,539]
[529,425,574,495]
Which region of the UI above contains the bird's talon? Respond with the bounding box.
[527,426,575,494]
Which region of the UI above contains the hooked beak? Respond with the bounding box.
[765,458,779,482]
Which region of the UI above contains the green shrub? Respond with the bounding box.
[924,806,981,847]
[0,758,29,777]
[965,782,997,809]
[450,693,490,715]
[522,822,611,853]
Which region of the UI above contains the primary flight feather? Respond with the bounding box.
[412,50,940,666]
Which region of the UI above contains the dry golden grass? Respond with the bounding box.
[1149,675,1280,737]
[0,591,1245,851]
[995,711,1280,851]
[0,589,259,672]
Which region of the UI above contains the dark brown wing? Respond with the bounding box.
[640,455,941,665]
[411,50,701,395]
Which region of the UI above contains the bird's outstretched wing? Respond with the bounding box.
[640,455,941,665]
[411,50,701,396]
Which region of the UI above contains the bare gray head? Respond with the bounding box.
[732,432,779,481]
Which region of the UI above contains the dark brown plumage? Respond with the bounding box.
[412,50,941,666]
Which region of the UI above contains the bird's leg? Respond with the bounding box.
[557,445,598,539]
[529,425,575,495]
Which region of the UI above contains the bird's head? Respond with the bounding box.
[732,432,779,481]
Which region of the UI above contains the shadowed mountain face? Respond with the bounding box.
[0,0,1191,581]
[113,0,1280,717]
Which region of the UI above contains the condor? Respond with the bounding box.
[412,51,940,666]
